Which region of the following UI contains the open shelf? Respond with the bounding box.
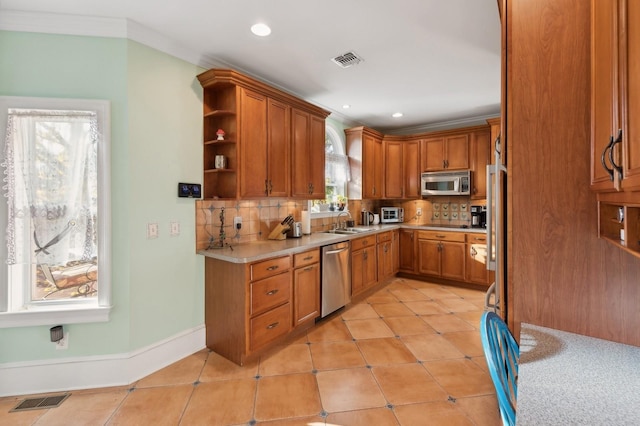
[598,200,640,258]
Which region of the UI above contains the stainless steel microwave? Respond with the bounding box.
[421,170,471,196]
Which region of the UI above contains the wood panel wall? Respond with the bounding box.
[506,0,640,346]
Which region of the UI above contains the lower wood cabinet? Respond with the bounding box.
[292,249,320,327]
[398,229,416,273]
[351,235,378,296]
[417,231,466,281]
[205,254,294,365]
[377,231,395,281]
[465,233,493,287]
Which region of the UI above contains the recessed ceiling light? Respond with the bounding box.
[251,23,271,37]
[392,112,403,118]
[342,104,351,109]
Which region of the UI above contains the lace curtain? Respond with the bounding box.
[3,109,98,267]
[325,152,351,183]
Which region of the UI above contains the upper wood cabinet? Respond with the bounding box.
[383,137,420,199]
[470,128,491,199]
[239,89,290,198]
[291,109,326,199]
[346,126,384,200]
[197,69,330,199]
[421,133,469,171]
[591,0,640,192]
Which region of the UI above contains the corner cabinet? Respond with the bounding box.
[197,69,330,200]
[470,128,491,199]
[383,137,420,199]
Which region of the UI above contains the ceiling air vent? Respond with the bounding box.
[331,51,364,68]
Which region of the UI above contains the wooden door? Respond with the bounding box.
[384,140,403,198]
[239,88,268,198]
[417,238,440,276]
[309,115,326,199]
[392,229,400,274]
[445,134,470,170]
[471,130,491,199]
[466,243,489,285]
[440,241,466,281]
[591,0,620,190]
[267,98,290,197]
[363,134,383,198]
[291,109,311,197]
[293,263,320,326]
[377,242,393,281]
[363,247,378,289]
[399,229,415,273]
[422,137,445,171]
[403,140,420,198]
[351,249,365,295]
[621,0,640,190]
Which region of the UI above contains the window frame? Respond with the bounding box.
[0,96,112,328]
[312,124,349,217]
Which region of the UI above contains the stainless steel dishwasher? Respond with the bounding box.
[321,241,351,318]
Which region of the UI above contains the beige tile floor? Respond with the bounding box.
[0,277,501,425]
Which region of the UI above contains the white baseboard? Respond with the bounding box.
[0,324,206,397]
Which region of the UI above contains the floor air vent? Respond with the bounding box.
[331,51,364,68]
[10,393,70,412]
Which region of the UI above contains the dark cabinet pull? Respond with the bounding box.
[266,265,279,271]
[436,234,446,238]
[266,289,279,296]
[601,135,615,181]
[266,322,279,329]
[304,266,313,271]
[264,179,269,195]
[303,256,313,260]
[609,129,623,177]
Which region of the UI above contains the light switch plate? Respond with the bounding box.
[147,223,159,239]
[170,221,180,236]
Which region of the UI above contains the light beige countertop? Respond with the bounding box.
[517,323,640,425]
[199,224,486,264]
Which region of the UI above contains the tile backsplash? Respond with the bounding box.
[195,197,485,251]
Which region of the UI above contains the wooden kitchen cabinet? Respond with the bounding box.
[465,233,493,286]
[205,254,292,365]
[239,90,290,198]
[470,128,491,199]
[346,126,384,200]
[417,231,466,281]
[291,109,326,199]
[591,0,640,192]
[598,193,640,258]
[392,229,400,274]
[398,229,416,273]
[383,137,420,199]
[376,231,394,282]
[292,249,320,327]
[421,132,469,171]
[351,235,378,296]
[197,69,330,200]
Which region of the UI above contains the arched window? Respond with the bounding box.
[313,125,350,212]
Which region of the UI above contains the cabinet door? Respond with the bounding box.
[422,137,445,171]
[364,247,378,289]
[384,140,403,199]
[417,238,441,276]
[591,0,620,191]
[403,140,420,198]
[621,0,640,190]
[392,229,400,274]
[471,130,491,199]
[267,98,290,197]
[309,115,326,199]
[239,89,268,197]
[441,242,466,281]
[377,242,394,281]
[364,134,383,198]
[445,134,470,170]
[399,229,416,273]
[293,263,320,326]
[351,249,365,295]
[466,243,489,285]
[291,109,311,197]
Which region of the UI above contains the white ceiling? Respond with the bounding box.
[0,0,501,134]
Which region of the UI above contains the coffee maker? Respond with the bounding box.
[470,205,487,228]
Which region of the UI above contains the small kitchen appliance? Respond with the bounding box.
[421,170,471,196]
[471,205,487,228]
[287,222,303,238]
[361,211,374,226]
[380,207,404,223]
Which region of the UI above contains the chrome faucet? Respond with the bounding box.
[335,211,352,230]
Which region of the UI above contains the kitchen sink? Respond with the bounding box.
[324,227,373,235]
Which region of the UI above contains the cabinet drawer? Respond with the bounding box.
[294,249,320,268]
[376,231,392,243]
[250,272,291,316]
[250,302,291,351]
[250,255,291,281]
[466,233,488,243]
[352,235,376,250]
[417,230,466,242]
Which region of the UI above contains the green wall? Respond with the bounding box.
[0,31,204,362]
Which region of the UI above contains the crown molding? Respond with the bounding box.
[385,110,501,135]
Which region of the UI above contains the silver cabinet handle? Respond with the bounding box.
[266,265,279,271]
[266,322,279,329]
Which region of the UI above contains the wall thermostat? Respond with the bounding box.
[178,183,201,198]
